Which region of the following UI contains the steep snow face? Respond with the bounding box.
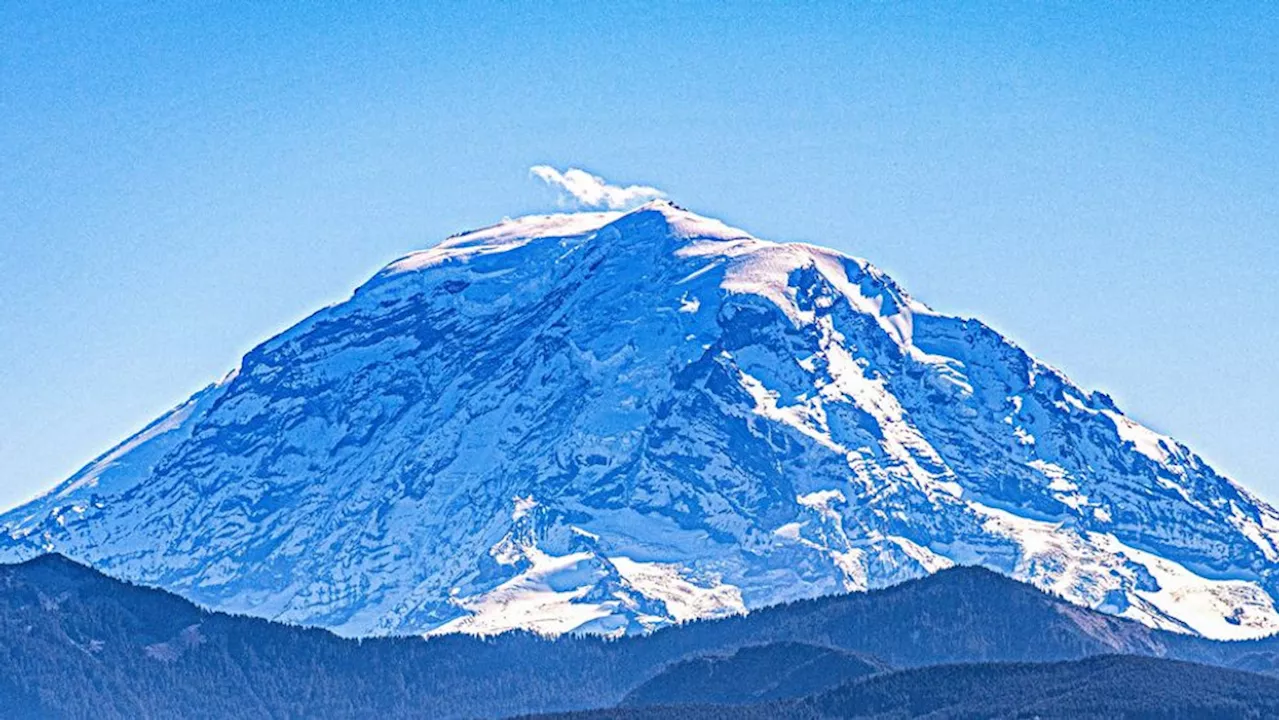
[2,201,1276,640]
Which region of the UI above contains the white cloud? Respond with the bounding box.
[529,165,666,210]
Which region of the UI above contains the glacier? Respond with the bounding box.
[2,200,1276,640]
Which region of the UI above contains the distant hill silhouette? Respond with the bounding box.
[620,641,887,706]
[537,655,1278,719]
[1,555,1274,719]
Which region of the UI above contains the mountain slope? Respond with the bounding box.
[0,556,1273,719]
[537,656,1279,720]
[2,201,1275,638]
[619,642,887,706]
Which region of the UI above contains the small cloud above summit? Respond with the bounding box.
[529,165,666,210]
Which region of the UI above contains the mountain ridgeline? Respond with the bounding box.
[1,201,1275,640]
[0,555,1274,719]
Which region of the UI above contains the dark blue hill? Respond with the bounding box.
[535,655,1277,719]
[1,555,1274,719]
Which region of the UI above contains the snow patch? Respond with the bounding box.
[609,556,744,623]
[1103,410,1172,463]
[970,503,1278,640]
[512,495,538,521]
[428,549,613,637]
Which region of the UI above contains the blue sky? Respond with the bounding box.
[1,2,1275,509]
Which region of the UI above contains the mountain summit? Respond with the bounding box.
[2,201,1275,639]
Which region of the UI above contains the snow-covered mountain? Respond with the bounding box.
[2,201,1276,640]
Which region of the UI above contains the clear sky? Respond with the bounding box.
[1,2,1276,510]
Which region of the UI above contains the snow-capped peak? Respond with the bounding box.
[2,203,1275,641]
